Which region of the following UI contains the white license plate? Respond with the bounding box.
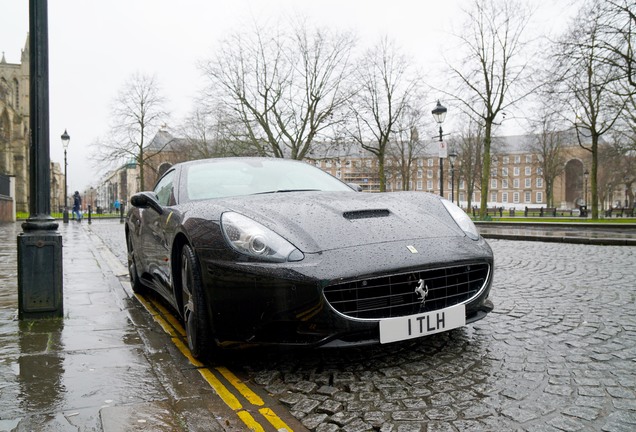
[379,304,466,344]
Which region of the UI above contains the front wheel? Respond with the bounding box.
[181,244,213,360]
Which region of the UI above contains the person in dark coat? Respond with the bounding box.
[72,191,82,222]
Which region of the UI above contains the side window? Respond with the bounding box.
[154,170,175,206]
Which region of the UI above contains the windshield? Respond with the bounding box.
[184,158,354,201]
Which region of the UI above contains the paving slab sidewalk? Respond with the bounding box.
[0,221,241,432]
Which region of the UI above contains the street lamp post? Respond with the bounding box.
[431,101,448,198]
[449,151,457,203]
[584,169,589,207]
[61,130,70,223]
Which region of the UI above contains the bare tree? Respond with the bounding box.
[200,19,355,160]
[387,106,428,191]
[551,0,627,218]
[348,37,421,192]
[444,0,535,219]
[454,119,484,210]
[94,73,168,189]
[528,113,567,208]
[178,104,257,159]
[597,0,636,91]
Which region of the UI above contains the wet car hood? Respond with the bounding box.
[188,191,466,254]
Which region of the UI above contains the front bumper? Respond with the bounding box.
[196,236,494,348]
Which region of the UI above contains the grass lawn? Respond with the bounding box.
[478,217,636,224]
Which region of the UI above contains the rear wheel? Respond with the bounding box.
[126,233,144,293]
[181,244,213,360]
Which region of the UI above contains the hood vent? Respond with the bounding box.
[343,209,391,220]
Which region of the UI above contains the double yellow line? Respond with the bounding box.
[135,293,294,432]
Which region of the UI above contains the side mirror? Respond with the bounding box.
[347,183,363,192]
[130,192,164,215]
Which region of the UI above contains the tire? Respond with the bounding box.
[181,244,213,360]
[126,233,145,294]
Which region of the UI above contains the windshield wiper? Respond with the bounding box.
[253,189,321,195]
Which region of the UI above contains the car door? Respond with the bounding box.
[140,169,178,296]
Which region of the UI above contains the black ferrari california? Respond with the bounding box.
[126,157,494,359]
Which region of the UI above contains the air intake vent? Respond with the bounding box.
[323,263,490,319]
[343,209,391,220]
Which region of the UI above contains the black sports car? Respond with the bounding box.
[126,157,494,359]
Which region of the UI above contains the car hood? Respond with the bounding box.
[200,191,466,254]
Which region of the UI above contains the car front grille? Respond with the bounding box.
[323,264,490,319]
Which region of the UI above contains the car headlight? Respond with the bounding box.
[221,212,304,262]
[441,199,480,240]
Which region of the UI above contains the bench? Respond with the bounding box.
[472,207,504,217]
[524,207,557,217]
[605,207,625,217]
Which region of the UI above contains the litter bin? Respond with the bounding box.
[579,205,587,217]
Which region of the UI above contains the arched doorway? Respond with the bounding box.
[565,159,584,208]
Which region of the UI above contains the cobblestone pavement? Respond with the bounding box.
[89,220,636,432]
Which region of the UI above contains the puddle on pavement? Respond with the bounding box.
[0,222,166,426]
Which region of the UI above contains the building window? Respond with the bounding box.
[491,192,497,202]
[525,166,531,176]
[417,180,423,190]
[491,179,498,188]
[427,180,433,190]
[417,170,423,178]
[459,180,465,190]
[502,167,509,177]
[326,160,332,168]
[315,160,321,167]
[503,156,510,164]
[428,158,434,167]
[513,167,520,176]
[513,192,520,203]
[525,178,531,188]
[513,178,520,188]
[536,178,543,188]
[526,155,532,163]
[536,192,543,203]
[14,79,20,110]
[525,191,531,203]
[336,170,341,179]
[502,192,508,203]
[427,169,433,178]
[514,155,521,164]
[502,179,509,189]
[417,159,424,167]
[537,167,543,176]
[491,168,497,177]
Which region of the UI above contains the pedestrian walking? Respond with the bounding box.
[72,191,82,222]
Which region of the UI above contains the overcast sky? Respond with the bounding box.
[1,0,574,192]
